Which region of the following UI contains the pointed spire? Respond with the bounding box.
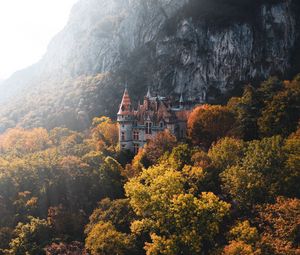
[179,92,184,109]
[118,85,133,115]
[179,93,184,104]
[146,86,151,98]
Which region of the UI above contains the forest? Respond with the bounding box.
[0,74,299,254]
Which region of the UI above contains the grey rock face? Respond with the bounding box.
[0,0,298,127]
[40,0,188,76]
[154,1,297,101]
[41,0,298,101]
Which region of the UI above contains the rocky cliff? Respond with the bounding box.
[0,0,299,130]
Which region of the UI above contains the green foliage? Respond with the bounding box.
[0,123,127,251]
[125,163,230,254]
[229,221,259,246]
[0,227,13,254]
[283,128,300,197]
[0,73,109,132]
[165,144,193,170]
[98,157,125,198]
[258,79,300,137]
[227,86,260,140]
[8,217,52,255]
[208,137,245,172]
[228,76,300,140]
[85,198,135,234]
[221,136,297,208]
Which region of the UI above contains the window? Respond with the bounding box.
[134,143,139,154]
[146,122,152,134]
[133,131,139,141]
[121,132,125,141]
[160,122,164,128]
[121,144,126,149]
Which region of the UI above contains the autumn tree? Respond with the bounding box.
[220,220,262,255]
[85,221,132,255]
[45,242,85,255]
[164,143,194,170]
[283,127,300,197]
[143,130,177,165]
[125,163,230,254]
[91,117,119,152]
[47,205,87,241]
[123,149,147,179]
[187,105,235,147]
[221,136,289,208]
[0,128,51,155]
[85,198,135,235]
[8,217,53,255]
[222,241,261,255]
[227,85,260,140]
[228,221,259,246]
[208,137,245,172]
[0,227,13,254]
[255,197,300,254]
[258,77,300,137]
[49,127,86,156]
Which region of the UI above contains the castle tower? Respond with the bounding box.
[179,93,184,109]
[117,86,134,152]
[144,86,151,110]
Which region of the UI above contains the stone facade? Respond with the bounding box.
[117,87,191,154]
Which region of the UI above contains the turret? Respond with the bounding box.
[179,93,184,109]
[117,86,134,152]
[144,86,151,110]
[146,86,151,98]
[118,86,133,118]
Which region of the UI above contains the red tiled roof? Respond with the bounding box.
[118,88,134,115]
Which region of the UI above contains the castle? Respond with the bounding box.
[117,87,192,154]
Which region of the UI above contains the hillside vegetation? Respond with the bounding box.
[0,75,299,254]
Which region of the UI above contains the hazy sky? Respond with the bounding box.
[0,0,78,80]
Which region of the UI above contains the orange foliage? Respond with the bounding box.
[255,197,300,255]
[92,117,119,152]
[223,241,261,255]
[0,128,50,154]
[143,130,177,165]
[187,105,235,147]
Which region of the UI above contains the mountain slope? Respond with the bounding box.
[0,0,299,131]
